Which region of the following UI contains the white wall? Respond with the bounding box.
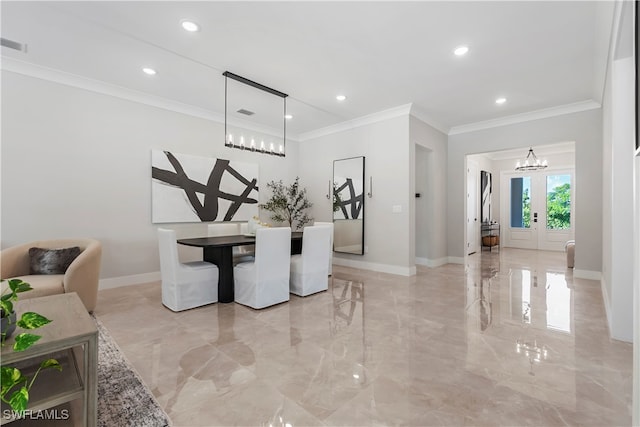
[1,71,301,282]
[601,56,635,342]
[411,116,448,266]
[599,0,635,343]
[298,115,413,275]
[447,109,603,272]
[634,153,640,425]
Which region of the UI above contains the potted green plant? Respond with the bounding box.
[1,279,61,415]
[259,177,313,231]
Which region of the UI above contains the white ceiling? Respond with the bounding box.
[481,141,576,161]
[1,1,616,138]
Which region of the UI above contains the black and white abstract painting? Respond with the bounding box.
[333,177,364,220]
[481,170,492,223]
[151,150,259,223]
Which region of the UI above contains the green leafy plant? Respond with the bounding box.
[332,182,343,214]
[546,182,571,229]
[259,177,313,230]
[1,279,61,415]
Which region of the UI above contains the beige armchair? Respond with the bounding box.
[1,238,102,312]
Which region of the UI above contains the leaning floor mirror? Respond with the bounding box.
[333,156,365,255]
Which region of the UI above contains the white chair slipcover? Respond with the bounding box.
[158,228,218,312]
[290,226,332,296]
[208,222,254,263]
[234,227,291,309]
[237,222,256,256]
[313,221,334,275]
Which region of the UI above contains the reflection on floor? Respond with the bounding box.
[95,248,632,426]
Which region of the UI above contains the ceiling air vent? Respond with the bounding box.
[236,109,255,116]
[1,38,27,53]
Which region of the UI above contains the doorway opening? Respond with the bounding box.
[465,142,575,255]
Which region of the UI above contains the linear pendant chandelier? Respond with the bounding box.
[515,147,548,171]
[223,71,288,157]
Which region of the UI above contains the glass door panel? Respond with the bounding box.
[510,176,531,228]
[546,174,571,230]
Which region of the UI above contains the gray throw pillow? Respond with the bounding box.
[29,246,82,275]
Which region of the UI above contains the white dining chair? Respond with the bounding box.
[234,227,291,309]
[313,221,334,275]
[208,222,254,263]
[237,222,256,257]
[157,228,218,312]
[290,226,332,297]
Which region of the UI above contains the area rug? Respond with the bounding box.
[96,317,172,427]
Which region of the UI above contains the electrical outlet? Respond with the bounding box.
[392,205,402,213]
[364,246,369,253]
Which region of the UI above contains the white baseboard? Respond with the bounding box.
[574,269,602,280]
[415,257,449,268]
[333,258,415,276]
[99,271,161,290]
[447,256,465,265]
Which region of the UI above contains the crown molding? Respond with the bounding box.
[448,100,602,136]
[409,106,449,134]
[1,56,224,122]
[298,103,412,141]
[1,56,302,141]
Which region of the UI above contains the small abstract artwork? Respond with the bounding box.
[481,170,492,223]
[151,150,258,223]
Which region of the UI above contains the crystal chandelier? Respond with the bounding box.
[515,147,548,171]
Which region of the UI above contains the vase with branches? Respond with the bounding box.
[259,177,313,231]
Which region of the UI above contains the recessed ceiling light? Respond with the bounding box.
[454,45,469,56]
[495,97,507,105]
[284,114,293,120]
[181,20,200,32]
[142,67,157,75]
[336,94,347,101]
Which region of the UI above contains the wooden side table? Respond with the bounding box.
[1,293,97,426]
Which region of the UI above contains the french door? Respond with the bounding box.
[501,169,575,251]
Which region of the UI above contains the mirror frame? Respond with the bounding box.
[332,156,365,255]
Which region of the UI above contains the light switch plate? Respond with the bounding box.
[392,205,402,213]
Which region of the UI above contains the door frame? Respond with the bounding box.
[500,167,575,251]
[467,159,479,254]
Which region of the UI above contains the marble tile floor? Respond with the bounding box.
[94,248,633,426]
